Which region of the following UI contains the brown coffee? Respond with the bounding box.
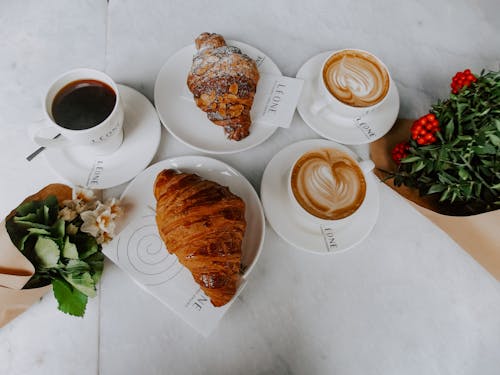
[52,79,116,130]
[291,148,366,220]
[322,50,389,107]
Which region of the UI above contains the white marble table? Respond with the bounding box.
[1,1,500,374]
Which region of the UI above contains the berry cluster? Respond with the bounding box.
[451,69,477,94]
[391,141,410,164]
[410,113,440,145]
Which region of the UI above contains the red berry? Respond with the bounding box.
[451,69,476,93]
[391,142,410,164]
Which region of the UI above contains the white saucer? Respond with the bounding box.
[296,51,400,145]
[260,139,380,254]
[154,40,281,154]
[120,156,265,278]
[45,84,161,189]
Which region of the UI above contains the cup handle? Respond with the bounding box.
[359,159,375,173]
[33,127,67,148]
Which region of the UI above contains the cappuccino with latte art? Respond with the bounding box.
[290,148,367,220]
[322,50,390,108]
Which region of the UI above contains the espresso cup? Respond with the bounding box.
[310,49,391,120]
[34,68,124,155]
[288,146,374,226]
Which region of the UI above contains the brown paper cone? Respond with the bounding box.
[370,119,500,280]
[0,183,72,327]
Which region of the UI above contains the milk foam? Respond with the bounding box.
[291,149,366,220]
[323,50,389,107]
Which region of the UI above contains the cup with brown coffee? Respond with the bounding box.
[34,68,124,155]
[288,146,374,226]
[310,49,391,120]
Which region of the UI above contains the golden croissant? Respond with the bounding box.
[187,32,260,141]
[154,169,246,307]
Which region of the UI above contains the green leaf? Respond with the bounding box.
[445,119,455,141]
[16,201,41,216]
[62,237,79,260]
[427,184,446,194]
[86,252,104,284]
[34,237,60,267]
[50,219,65,239]
[458,168,470,180]
[411,160,426,173]
[52,279,87,317]
[62,272,96,298]
[400,156,421,163]
[488,133,500,147]
[76,235,99,259]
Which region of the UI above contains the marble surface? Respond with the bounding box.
[1,0,500,374]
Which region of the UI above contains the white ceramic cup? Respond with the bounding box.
[34,68,124,155]
[287,145,374,227]
[310,49,391,121]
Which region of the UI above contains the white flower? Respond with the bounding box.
[79,199,122,244]
[80,210,100,238]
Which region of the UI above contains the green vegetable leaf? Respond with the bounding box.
[52,279,87,317]
[62,271,96,298]
[50,219,65,239]
[34,237,60,267]
[62,237,79,259]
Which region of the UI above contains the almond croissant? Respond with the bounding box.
[154,169,246,307]
[187,32,260,141]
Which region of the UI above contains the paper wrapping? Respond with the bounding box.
[370,119,500,280]
[0,184,72,327]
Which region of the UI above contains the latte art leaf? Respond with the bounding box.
[323,50,390,107]
[291,149,367,220]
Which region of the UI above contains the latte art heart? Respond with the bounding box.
[291,148,366,220]
[323,50,390,108]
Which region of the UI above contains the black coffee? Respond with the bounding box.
[51,79,116,130]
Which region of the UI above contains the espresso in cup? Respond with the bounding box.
[35,68,124,155]
[290,148,367,220]
[52,79,117,130]
[322,49,390,108]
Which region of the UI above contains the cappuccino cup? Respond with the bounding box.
[310,49,391,119]
[288,146,374,225]
[34,68,124,155]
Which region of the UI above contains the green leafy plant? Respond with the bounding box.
[391,70,500,215]
[5,191,118,316]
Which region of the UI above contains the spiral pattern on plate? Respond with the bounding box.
[118,217,183,286]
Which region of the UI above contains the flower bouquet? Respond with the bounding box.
[370,69,500,279]
[0,184,121,327]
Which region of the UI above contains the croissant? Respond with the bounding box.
[154,169,246,307]
[187,32,260,141]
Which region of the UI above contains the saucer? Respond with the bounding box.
[296,51,400,145]
[119,156,265,277]
[154,40,281,154]
[260,139,380,254]
[44,84,161,189]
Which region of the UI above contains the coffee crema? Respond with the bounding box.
[322,50,389,107]
[291,148,366,220]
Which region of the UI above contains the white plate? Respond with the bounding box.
[45,84,161,189]
[296,51,400,145]
[154,40,281,154]
[120,156,265,277]
[261,139,380,254]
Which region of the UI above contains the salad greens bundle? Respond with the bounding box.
[5,191,118,317]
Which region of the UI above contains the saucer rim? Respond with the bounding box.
[44,84,161,189]
[153,40,281,155]
[120,155,266,278]
[260,138,380,254]
[296,51,400,145]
